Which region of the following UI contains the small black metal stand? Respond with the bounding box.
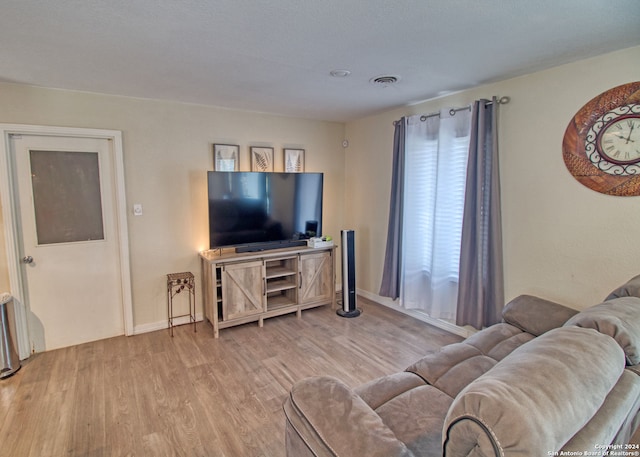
[167,272,196,336]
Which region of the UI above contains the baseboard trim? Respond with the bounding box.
[133,314,204,335]
[131,294,474,339]
[357,289,475,338]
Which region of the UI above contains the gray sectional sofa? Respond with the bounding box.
[283,277,640,456]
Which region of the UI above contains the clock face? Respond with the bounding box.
[562,82,640,196]
[586,105,640,176]
[597,115,640,165]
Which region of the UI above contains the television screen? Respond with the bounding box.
[207,171,323,251]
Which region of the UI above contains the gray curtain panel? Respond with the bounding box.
[379,118,406,299]
[456,98,505,328]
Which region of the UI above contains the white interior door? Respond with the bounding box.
[10,134,125,352]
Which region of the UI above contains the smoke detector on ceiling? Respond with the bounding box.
[330,69,351,78]
[370,75,401,87]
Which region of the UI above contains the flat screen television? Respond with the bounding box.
[207,171,323,252]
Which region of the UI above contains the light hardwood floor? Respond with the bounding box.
[0,297,461,457]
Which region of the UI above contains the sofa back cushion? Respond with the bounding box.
[442,326,625,456]
[606,273,640,300]
[406,324,533,398]
[564,296,640,365]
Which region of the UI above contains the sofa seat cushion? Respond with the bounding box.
[355,372,426,410]
[405,323,534,398]
[443,326,626,456]
[374,385,453,457]
[564,296,640,365]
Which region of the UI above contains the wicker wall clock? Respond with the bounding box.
[563,81,640,196]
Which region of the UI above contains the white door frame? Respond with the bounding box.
[0,124,133,358]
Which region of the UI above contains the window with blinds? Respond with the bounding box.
[400,111,471,319]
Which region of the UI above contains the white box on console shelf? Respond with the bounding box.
[308,237,334,248]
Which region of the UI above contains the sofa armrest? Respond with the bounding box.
[502,294,578,336]
[283,376,414,457]
[443,327,626,456]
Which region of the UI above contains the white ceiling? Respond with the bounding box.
[1,1,640,122]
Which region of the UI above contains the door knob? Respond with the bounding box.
[22,256,33,264]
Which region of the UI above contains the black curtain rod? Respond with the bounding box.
[420,105,470,121]
[393,96,510,125]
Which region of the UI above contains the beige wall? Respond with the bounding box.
[1,45,638,336]
[345,45,640,310]
[0,85,346,330]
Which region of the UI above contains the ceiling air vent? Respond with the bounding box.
[370,75,401,86]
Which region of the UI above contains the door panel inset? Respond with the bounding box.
[29,150,104,245]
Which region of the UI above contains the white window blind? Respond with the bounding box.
[400,110,471,321]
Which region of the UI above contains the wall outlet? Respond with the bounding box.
[133,204,143,216]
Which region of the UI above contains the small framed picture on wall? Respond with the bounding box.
[213,144,239,171]
[284,148,305,172]
[250,146,274,172]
